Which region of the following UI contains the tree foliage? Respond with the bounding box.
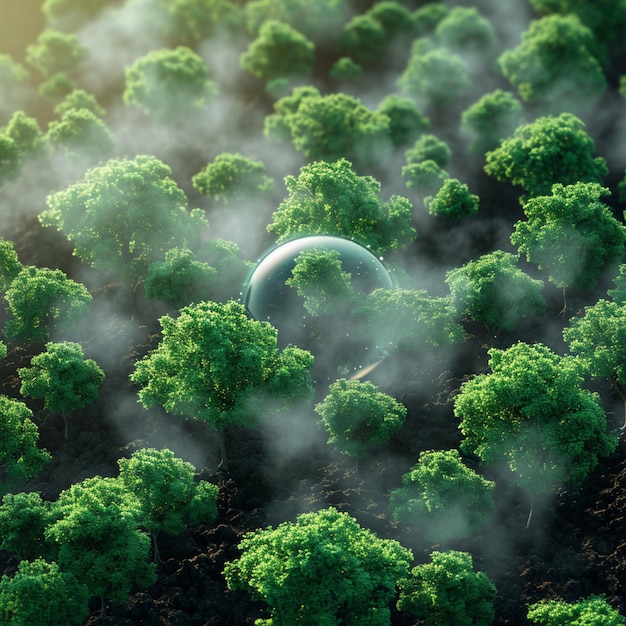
[25,30,87,78]
[461,89,523,155]
[192,152,273,203]
[131,300,314,467]
[454,342,617,496]
[402,158,449,197]
[0,558,90,626]
[511,183,626,292]
[19,341,104,440]
[264,86,392,167]
[435,6,496,55]
[117,448,218,560]
[41,155,208,287]
[53,88,105,118]
[267,158,415,254]
[397,550,497,626]
[445,250,546,335]
[376,94,430,148]
[124,46,218,123]
[0,396,51,483]
[527,594,626,626]
[389,449,495,543]
[224,506,412,626]
[405,133,451,168]
[425,178,479,219]
[0,238,23,294]
[4,111,47,162]
[42,0,116,31]
[315,378,407,457]
[4,266,92,344]
[484,112,608,199]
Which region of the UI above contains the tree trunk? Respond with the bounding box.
[525,492,534,529]
[152,530,162,563]
[217,428,229,471]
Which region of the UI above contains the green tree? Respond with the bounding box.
[0,396,51,483]
[19,341,104,440]
[527,594,626,626]
[0,558,90,626]
[352,287,464,352]
[425,177,479,219]
[412,3,448,37]
[124,46,218,123]
[461,89,523,155]
[0,134,20,188]
[563,299,626,427]
[224,506,413,626]
[454,342,617,525]
[267,158,416,254]
[285,247,354,317]
[435,6,496,55]
[376,94,430,148]
[144,246,218,308]
[315,378,406,458]
[25,30,87,78]
[397,550,497,626]
[264,86,392,167]
[402,158,449,197]
[0,238,23,294]
[608,263,626,303]
[43,0,116,31]
[511,183,626,295]
[130,300,314,469]
[398,41,471,107]
[118,448,219,561]
[41,155,208,289]
[0,491,55,561]
[4,266,92,344]
[46,475,155,613]
[367,1,413,40]
[241,20,315,88]
[192,152,274,203]
[336,14,387,66]
[498,15,606,113]
[484,113,608,199]
[405,133,451,168]
[53,88,105,118]
[4,111,46,162]
[389,449,495,543]
[46,108,114,164]
[445,250,546,335]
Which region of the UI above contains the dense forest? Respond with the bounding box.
[1,0,626,624]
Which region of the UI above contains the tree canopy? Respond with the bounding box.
[267,158,416,254]
[41,155,208,288]
[527,594,626,626]
[223,506,413,625]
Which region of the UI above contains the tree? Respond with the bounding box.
[445,250,546,335]
[336,14,387,66]
[117,448,219,561]
[563,299,626,428]
[376,94,430,148]
[367,1,413,40]
[402,158,449,197]
[498,15,606,113]
[46,475,155,613]
[511,183,626,295]
[352,287,464,352]
[43,0,116,31]
[484,113,608,199]
[285,247,354,317]
[0,238,23,294]
[461,89,523,155]
[454,342,617,525]
[0,134,20,188]
[25,30,87,78]
[46,108,114,164]
[130,300,314,469]
[435,6,496,55]
[389,449,495,543]
[3,111,46,162]
[0,396,51,483]
[53,88,105,118]
[0,491,55,561]
[192,152,274,203]
[223,506,413,625]
[412,3,449,37]
[315,378,406,458]
[267,158,416,254]
[4,266,92,344]
[398,41,471,107]
[19,341,105,440]
[405,133,451,168]
[144,246,218,308]
[123,46,218,123]
[264,86,392,167]
[397,550,497,626]
[241,20,315,88]
[41,155,208,289]
[0,558,90,626]
[425,177,479,219]
[527,594,626,626]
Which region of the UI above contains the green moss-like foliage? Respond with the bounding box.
[425,178,479,219]
[527,594,626,626]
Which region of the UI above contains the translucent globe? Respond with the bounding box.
[241,235,394,378]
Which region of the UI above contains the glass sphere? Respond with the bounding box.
[241,235,394,378]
